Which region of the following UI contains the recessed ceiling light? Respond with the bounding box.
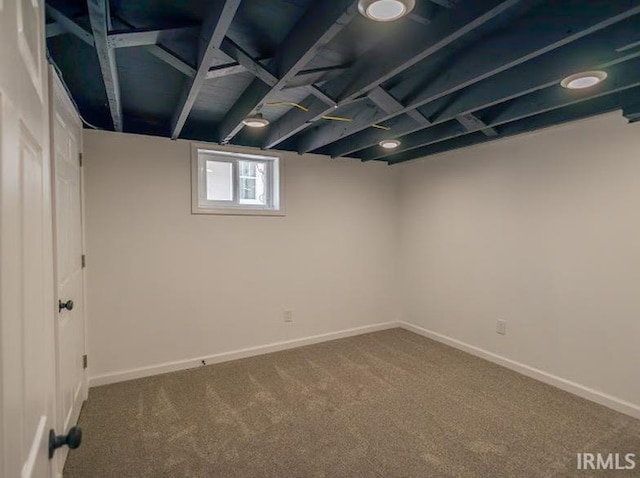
[358,0,415,22]
[242,114,269,128]
[561,71,607,90]
[379,139,401,149]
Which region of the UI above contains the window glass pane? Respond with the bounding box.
[240,178,256,200]
[205,160,233,201]
[239,161,267,205]
[195,150,279,213]
[239,161,256,177]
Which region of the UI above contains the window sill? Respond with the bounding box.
[191,206,286,217]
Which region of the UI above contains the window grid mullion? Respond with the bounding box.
[232,159,240,205]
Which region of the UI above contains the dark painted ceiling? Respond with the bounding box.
[46,0,640,164]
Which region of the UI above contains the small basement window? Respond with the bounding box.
[192,146,283,215]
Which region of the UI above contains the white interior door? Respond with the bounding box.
[50,69,88,475]
[0,1,57,477]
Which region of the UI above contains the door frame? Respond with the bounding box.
[48,65,88,474]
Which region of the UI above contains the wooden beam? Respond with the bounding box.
[429,0,458,7]
[360,59,640,161]
[170,0,242,139]
[262,0,526,150]
[217,0,359,144]
[407,12,431,25]
[143,45,196,77]
[617,39,640,52]
[46,6,94,46]
[364,86,430,127]
[203,58,347,85]
[407,1,435,25]
[335,0,527,103]
[623,103,640,122]
[400,1,640,107]
[107,26,196,49]
[283,64,350,89]
[219,38,278,86]
[205,61,250,80]
[87,0,122,131]
[456,113,498,136]
[46,22,67,38]
[306,85,337,107]
[309,2,640,155]
[367,86,405,116]
[331,21,640,158]
[387,93,633,164]
[297,86,429,153]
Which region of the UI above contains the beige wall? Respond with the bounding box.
[397,112,640,408]
[83,130,398,382]
[85,112,640,414]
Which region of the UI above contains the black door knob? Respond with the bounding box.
[49,426,82,459]
[59,300,74,312]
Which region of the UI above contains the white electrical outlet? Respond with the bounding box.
[284,310,293,323]
[496,319,507,335]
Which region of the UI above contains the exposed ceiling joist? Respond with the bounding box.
[170,0,242,139]
[205,60,253,80]
[306,86,337,106]
[46,6,94,46]
[401,0,640,106]
[262,0,528,150]
[143,44,196,77]
[87,0,122,131]
[219,37,278,86]
[203,59,348,84]
[47,0,640,163]
[362,59,640,161]
[107,15,198,78]
[331,23,640,158]
[321,3,640,157]
[46,22,68,38]
[368,86,432,133]
[456,113,498,136]
[429,29,640,123]
[388,91,637,164]
[364,121,468,161]
[407,12,431,25]
[623,103,640,123]
[284,64,350,89]
[617,38,640,52]
[217,0,359,144]
[367,86,406,116]
[297,86,430,152]
[107,26,196,49]
[334,0,526,103]
[407,1,435,25]
[327,115,416,158]
[429,0,458,7]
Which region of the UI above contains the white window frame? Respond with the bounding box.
[191,144,285,216]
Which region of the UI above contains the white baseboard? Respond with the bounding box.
[398,321,640,420]
[89,320,640,420]
[89,321,399,387]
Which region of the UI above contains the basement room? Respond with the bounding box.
[1,0,639,476]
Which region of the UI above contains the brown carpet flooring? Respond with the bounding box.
[65,328,640,477]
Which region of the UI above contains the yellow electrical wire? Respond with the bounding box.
[321,115,352,122]
[264,101,309,112]
[263,102,392,131]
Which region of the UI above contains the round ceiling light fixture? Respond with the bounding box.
[560,71,607,90]
[379,139,401,149]
[242,114,270,128]
[358,0,415,22]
